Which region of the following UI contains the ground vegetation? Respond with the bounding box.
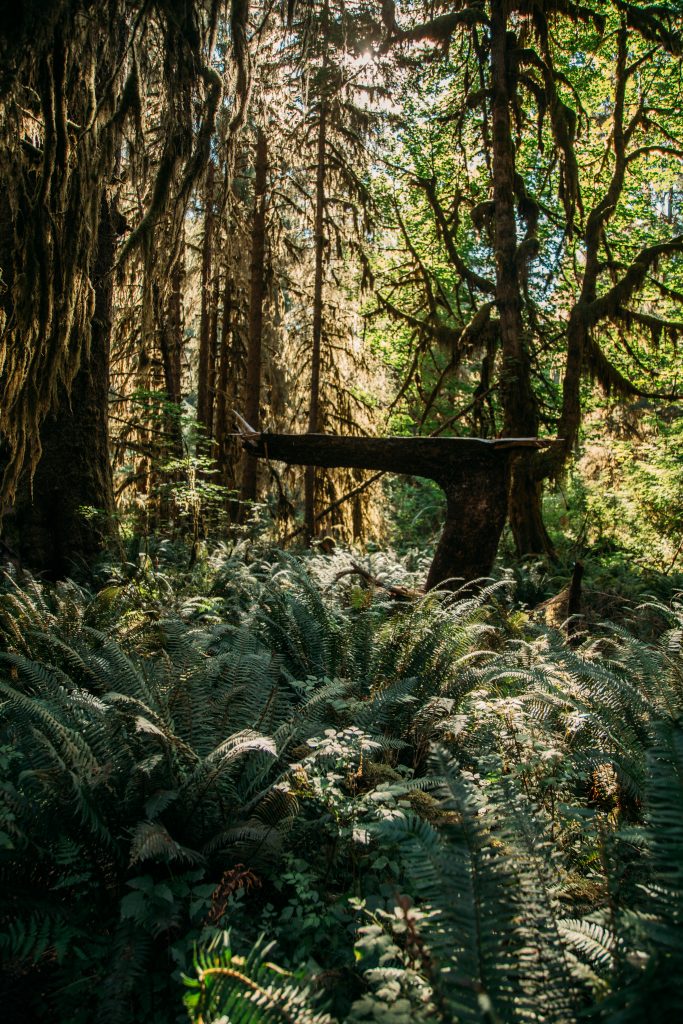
[0,2,682,1020]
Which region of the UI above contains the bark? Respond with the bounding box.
[304,99,327,542]
[552,307,586,474]
[506,460,554,557]
[567,563,584,615]
[197,159,215,435]
[241,127,268,503]
[242,432,544,589]
[7,197,116,578]
[214,274,234,487]
[157,259,184,457]
[208,267,220,433]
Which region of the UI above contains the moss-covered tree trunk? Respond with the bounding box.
[197,160,216,437]
[490,1,554,559]
[8,198,116,578]
[304,98,327,543]
[214,273,242,493]
[157,258,184,458]
[241,126,268,504]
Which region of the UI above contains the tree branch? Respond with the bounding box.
[380,3,489,51]
[588,235,683,325]
[584,334,680,400]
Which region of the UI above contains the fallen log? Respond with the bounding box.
[239,428,551,591]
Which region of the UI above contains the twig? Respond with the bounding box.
[234,410,259,436]
[664,534,683,575]
[334,561,416,601]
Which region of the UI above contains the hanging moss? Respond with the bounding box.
[0,0,251,511]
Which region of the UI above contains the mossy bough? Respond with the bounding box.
[241,431,549,589]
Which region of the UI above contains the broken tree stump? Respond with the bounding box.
[240,431,550,591]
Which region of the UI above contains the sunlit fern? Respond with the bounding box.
[185,933,334,1024]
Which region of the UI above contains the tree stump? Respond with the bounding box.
[240,432,548,590]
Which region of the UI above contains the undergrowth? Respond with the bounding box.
[0,545,682,1022]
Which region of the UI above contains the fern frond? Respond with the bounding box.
[185,933,334,1024]
[129,820,205,867]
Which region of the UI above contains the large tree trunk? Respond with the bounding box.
[241,127,268,503]
[242,432,543,589]
[7,197,116,578]
[304,99,327,542]
[197,160,216,436]
[489,1,553,558]
[157,257,184,458]
[214,274,234,487]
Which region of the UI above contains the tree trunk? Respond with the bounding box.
[507,460,554,556]
[489,1,553,558]
[157,258,184,458]
[208,267,221,439]
[7,197,116,578]
[214,273,234,487]
[242,432,544,589]
[197,160,215,436]
[304,100,327,542]
[241,127,268,503]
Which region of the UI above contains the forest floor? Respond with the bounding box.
[1,541,682,1023]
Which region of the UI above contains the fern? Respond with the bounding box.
[369,750,581,1023]
[2,553,683,1022]
[185,933,334,1024]
[600,721,683,1022]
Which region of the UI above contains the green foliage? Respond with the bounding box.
[184,933,334,1023]
[1,548,683,1021]
[115,391,238,542]
[383,476,446,557]
[577,414,683,572]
